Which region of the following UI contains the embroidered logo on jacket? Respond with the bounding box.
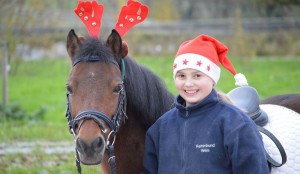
[196,143,215,152]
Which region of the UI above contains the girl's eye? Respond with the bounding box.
[113,84,123,93]
[195,74,201,78]
[176,74,185,78]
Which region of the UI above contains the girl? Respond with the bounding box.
[142,35,269,174]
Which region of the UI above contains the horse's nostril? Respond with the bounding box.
[76,138,87,153]
[92,137,104,153]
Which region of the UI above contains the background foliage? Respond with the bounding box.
[1,0,300,62]
[0,0,299,173]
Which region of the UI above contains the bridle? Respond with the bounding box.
[65,56,127,174]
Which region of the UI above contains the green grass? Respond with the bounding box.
[136,56,300,99]
[0,153,101,174]
[7,58,71,123]
[1,56,300,141]
[243,58,300,98]
[0,56,299,173]
[0,58,72,142]
[0,121,70,142]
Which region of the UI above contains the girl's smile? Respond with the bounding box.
[175,68,214,106]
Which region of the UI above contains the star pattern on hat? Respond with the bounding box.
[207,65,211,71]
[176,59,213,72]
[173,63,177,69]
[182,59,188,65]
[173,34,248,86]
[196,61,202,67]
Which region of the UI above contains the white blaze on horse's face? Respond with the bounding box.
[88,72,95,78]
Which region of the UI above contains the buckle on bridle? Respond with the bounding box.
[106,130,116,147]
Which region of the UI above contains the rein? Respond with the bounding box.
[65,56,127,174]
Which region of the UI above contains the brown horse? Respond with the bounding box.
[66,29,174,174]
[261,94,300,114]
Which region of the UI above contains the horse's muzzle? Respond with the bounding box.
[76,136,106,165]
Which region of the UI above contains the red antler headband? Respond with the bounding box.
[115,0,149,37]
[74,0,148,38]
[74,0,104,38]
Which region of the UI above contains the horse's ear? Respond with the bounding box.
[106,29,126,60]
[122,41,128,58]
[78,36,86,43]
[66,29,82,61]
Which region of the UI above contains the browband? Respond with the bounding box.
[72,56,119,67]
[72,56,126,81]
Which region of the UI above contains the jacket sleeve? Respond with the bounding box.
[141,127,158,174]
[225,119,270,174]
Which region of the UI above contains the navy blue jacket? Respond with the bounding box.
[142,89,269,174]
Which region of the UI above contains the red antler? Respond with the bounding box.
[115,0,149,37]
[74,0,104,38]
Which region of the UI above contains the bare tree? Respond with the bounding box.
[0,0,57,73]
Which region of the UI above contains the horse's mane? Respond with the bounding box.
[76,37,175,128]
[124,57,175,128]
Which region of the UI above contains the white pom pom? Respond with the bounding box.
[234,73,248,86]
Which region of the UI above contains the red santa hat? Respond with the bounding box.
[173,34,248,86]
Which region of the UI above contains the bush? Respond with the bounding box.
[0,102,46,122]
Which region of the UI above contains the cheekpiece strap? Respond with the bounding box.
[107,144,117,174]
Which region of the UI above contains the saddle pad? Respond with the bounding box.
[260,104,300,174]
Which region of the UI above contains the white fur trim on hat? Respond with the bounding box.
[234,73,248,86]
[173,53,221,84]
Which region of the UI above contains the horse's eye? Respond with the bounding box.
[113,85,123,93]
[66,85,73,94]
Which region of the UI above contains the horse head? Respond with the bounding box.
[66,29,127,165]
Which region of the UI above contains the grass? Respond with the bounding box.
[244,58,300,98]
[7,58,71,123]
[1,56,300,140]
[136,56,300,98]
[0,56,299,173]
[0,153,101,174]
[0,121,70,142]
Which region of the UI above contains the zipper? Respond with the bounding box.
[180,109,189,174]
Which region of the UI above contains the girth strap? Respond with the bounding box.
[258,126,287,167]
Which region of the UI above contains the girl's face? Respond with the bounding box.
[175,68,214,106]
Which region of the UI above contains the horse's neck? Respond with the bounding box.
[107,58,174,174]
[112,107,146,174]
[124,58,174,126]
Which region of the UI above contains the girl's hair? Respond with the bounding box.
[217,90,248,113]
[217,91,233,104]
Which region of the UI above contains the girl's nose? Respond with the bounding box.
[184,78,194,87]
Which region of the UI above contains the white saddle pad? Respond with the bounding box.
[260,104,300,174]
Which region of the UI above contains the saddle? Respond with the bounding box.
[227,86,269,126]
[227,86,287,169]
